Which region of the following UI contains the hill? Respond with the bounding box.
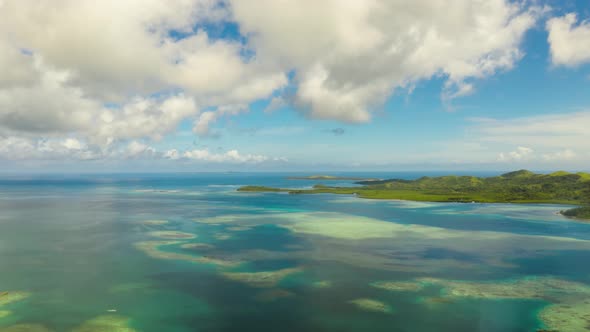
[238,170,590,220]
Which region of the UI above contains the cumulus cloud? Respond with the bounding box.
[192,104,247,137]
[95,95,199,145]
[0,136,99,160]
[165,148,285,163]
[498,146,534,162]
[0,135,285,165]
[0,0,557,165]
[124,141,156,159]
[0,0,285,150]
[547,13,590,67]
[183,149,267,163]
[231,0,543,121]
[497,146,580,163]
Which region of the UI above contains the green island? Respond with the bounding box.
[238,170,590,220]
[287,175,380,181]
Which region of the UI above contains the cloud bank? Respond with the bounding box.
[1,0,586,168]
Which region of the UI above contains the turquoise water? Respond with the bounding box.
[1,173,589,331]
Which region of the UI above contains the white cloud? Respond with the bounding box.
[231,0,543,122]
[497,147,580,164]
[0,135,285,165]
[469,111,590,150]
[94,95,199,145]
[0,57,99,134]
[498,146,534,162]
[542,149,576,161]
[193,112,218,137]
[0,136,99,160]
[192,104,247,137]
[0,0,566,166]
[177,148,283,163]
[163,149,181,160]
[547,13,590,67]
[462,111,590,165]
[0,0,286,147]
[124,141,156,159]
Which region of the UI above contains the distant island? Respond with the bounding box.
[238,170,590,220]
[287,175,380,181]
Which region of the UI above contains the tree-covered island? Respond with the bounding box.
[238,170,590,220]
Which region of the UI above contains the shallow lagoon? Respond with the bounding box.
[1,173,589,331]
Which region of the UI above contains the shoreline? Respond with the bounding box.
[237,187,589,222]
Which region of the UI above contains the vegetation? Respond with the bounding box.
[238,170,590,220]
[560,207,590,220]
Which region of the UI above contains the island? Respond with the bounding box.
[238,170,590,220]
[286,175,380,181]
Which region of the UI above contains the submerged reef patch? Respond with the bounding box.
[311,280,332,289]
[180,243,214,250]
[0,324,53,332]
[72,315,137,332]
[213,233,232,240]
[222,267,304,288]
[348,298,392,314]
[371,276,590,331]
[190,212,590,276]
[0,291,30,306]
[0,310,11,319]
[108,282,153,294]
[370,281,426,292]
[421,277,590,300]
[134,241,238,267]
[539,300,590,332]
[148,231,196,240]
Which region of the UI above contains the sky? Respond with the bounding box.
[1,0,590,172]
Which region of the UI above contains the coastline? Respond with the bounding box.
[237,187,589,222]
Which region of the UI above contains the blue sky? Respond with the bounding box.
[1,0,590,172]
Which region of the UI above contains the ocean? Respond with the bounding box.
[0,172,589,332]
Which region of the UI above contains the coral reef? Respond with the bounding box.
[71,315,137,332]
[222,267,304,288]
[134,241,238,267]
[180,243,214,250]
[371,281,425,292]
[213,233,232,241]
[0,324,53,332]
[371,276,590,331]
[311,280,332,289]
[539,300,590,332]
[0,291,30,306]
[419,277,590,300]
[108,282,153,294]
[348,298,392,314]
[148,231,196,240]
